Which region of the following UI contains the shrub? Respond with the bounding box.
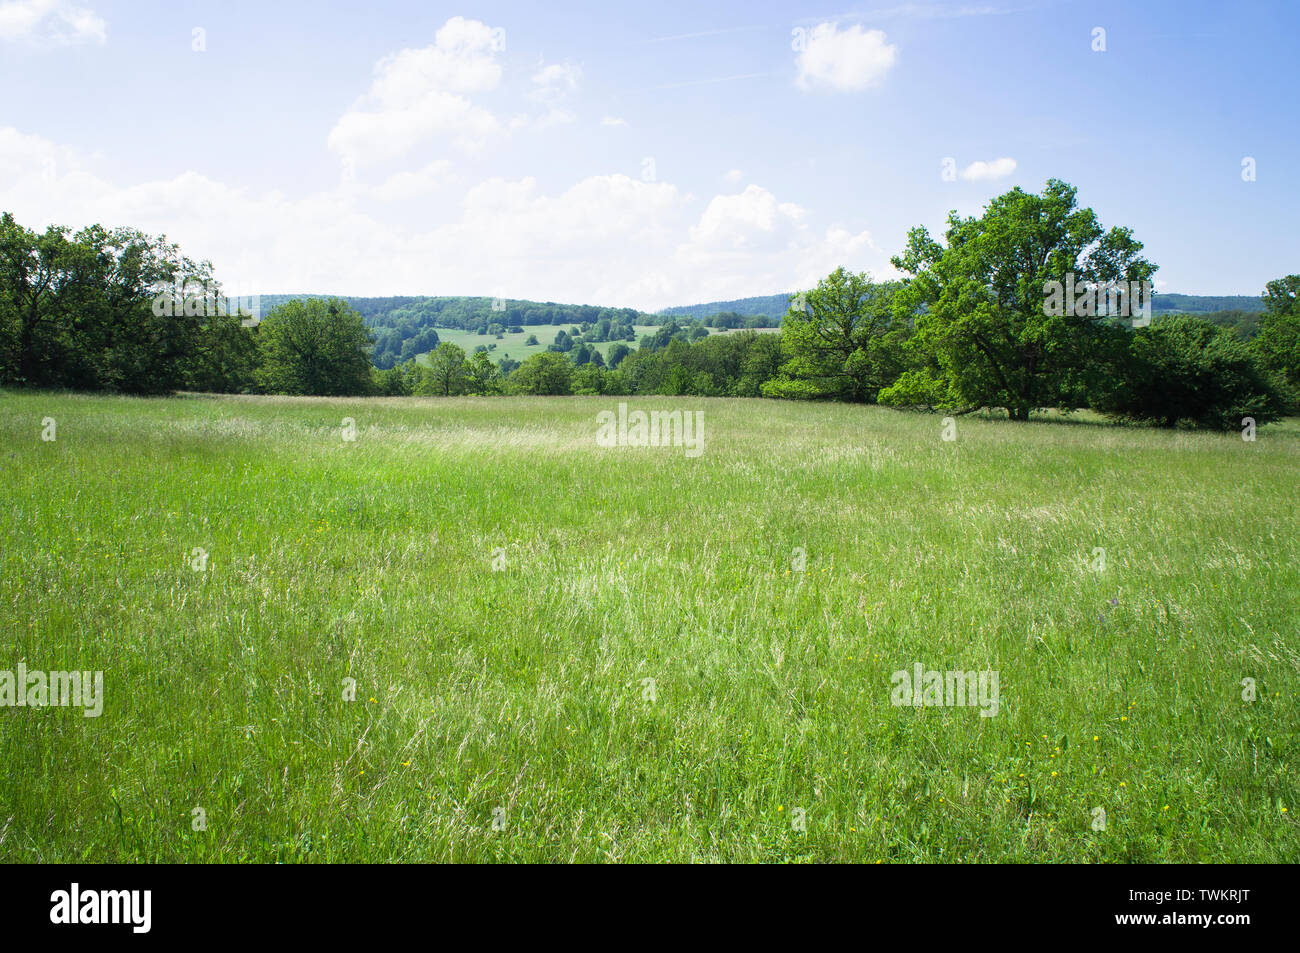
[1096,316,1287,430]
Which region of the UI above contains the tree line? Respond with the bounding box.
[2,181,1297,429]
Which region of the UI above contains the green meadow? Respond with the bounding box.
[1,389,1297,863]
[420,323,662,364]
[421,323,767,365]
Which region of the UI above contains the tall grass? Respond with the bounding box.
[1,390,1296,862]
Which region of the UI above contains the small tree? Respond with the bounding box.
[257,297,373,396]
[466,350,501,395]
[510,352,573,395]
[421,342,469,396]
[762,268,906,402]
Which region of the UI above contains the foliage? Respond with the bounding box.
[1094,315,1287,429]
[762,268,906,402]
[509,352,574,395]
[1255,274,1300,403]
[420,342,470,396]
[0,212,217,394]
[891,180,1157,421]
[257,297,374,396]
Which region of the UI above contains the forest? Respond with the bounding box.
[2,180,1297,430]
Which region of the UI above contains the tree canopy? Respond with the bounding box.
[257,297,373,396]
[890,179,1157,420]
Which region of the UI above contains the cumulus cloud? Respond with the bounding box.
[795,23,897,91]
[327,16,505,167]
[688,185,805,251]
[530,61,581,99]
[0,0,105,45]
[527,60,581,127]
[959,157,1017,181]
[364,160,453,202]
[1,123,888,311]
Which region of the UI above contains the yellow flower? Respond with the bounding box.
[777,805,784,812]
[1051,771,1058,777]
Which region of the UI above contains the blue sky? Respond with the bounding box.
[1,0,1295,309]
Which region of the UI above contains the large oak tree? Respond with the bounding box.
[890,180,1156,420]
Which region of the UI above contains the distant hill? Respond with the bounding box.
[659,293,791,321]
[658,291,1267,322]
[1152,294,1264,313]
[252,290,1269,368]
[256,294,656,368]
[257,294,655,326]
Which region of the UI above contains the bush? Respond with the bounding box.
[877,369,959,411]
[1096,316,1287,430]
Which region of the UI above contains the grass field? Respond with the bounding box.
[420,323,660,365]
[420,323,770,365]
[1,390,1298,862]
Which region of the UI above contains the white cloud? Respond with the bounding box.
[530,61,581,99]
[723,168,744,183]
[795,23,897,91]
[600,116,628,127]
[673,185,880,300]
[527,60,581,128]
[0,0,105,45]
[327,16,505,167]
[689,185,805,251]
[365,160,453,202]
[0,125,890,311]
[959,157,1017,181]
